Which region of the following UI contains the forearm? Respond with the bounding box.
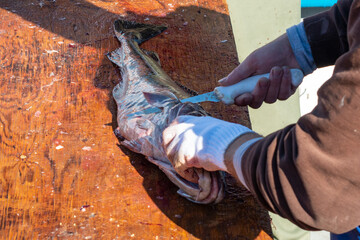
[238,0,360,233]
[286,22,316,75]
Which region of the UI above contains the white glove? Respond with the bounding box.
[162,116,256,178]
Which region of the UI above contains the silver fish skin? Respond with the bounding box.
[108,19,225,204]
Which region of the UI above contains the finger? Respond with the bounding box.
[164,131,182,165]
[219,59,255,86]
[179,153,201,170]
[162,121,193,146]
[234,93,253,106]
[162,126,176,147]
[167,132,197,169]
[179,167,199,183]
[249,77,269,109]
[278,66,292,100]
[265,66,283,103]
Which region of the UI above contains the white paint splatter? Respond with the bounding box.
[41,77,64,90]
[82,146,92,151]
[45,50,59,54]
[34,111,41,117]
[56,145,64,150]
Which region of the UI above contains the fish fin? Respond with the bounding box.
[142,49,161,66]
[136,118,155,131]
[177,189,194,200]
[114,19,167,44]
[143,91,178,108]
[113,81,127,102]
[174,81,198,97]
[176,189,212,205]
[113,127,125,141]
[121,139,141,153]
[147,157,172,170]
[107,48,125,68]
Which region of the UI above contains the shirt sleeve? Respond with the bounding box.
[232,137,263,189]
[303,0,352,67]
[240,0,360,234]
[286,22,317,75]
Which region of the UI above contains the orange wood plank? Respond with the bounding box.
[0,0,272,239]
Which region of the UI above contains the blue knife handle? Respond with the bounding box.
[214,68,304,105]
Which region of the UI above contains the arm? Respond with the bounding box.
[221,0,353,108]
[303,0,352,67]
[237,0,360,233]
[163,0,357,233]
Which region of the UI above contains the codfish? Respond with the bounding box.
[108,19,225,204]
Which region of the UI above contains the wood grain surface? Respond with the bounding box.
[0,0,272,239]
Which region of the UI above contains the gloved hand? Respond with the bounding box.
[163,115,258,181]
[219,34,300,108]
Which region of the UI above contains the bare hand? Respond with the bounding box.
[220,34,301,108]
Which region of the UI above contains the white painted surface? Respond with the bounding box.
[227,0,302,136]
[299,66,334,116]
[310,231,331,240]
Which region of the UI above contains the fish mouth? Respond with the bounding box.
[176,171,225,204]
[152,158,224,204]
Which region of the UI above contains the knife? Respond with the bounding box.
[180,68,304,105]
[128,68,303,117]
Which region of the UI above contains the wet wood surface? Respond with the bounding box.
[0,0,272,239]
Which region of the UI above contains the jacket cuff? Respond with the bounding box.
[286,22,317,75]
[224,132,263,189]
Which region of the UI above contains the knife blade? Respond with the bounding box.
[127,68,303,117]
[180,91,220,104]
[181,68,303,105]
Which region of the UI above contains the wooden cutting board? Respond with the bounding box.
[0,0,272,239]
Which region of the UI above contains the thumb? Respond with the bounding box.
[219,59,255,86]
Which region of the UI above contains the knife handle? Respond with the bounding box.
[214,68,304,105]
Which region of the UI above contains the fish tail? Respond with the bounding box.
[114,19,167,44]
[107,47,125,69]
